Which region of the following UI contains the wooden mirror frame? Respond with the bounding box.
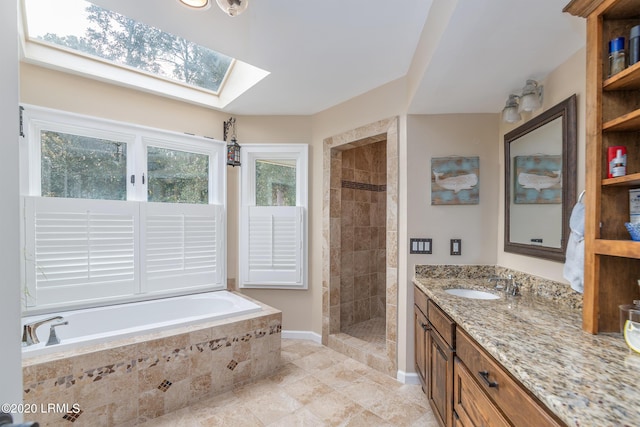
[504,94,577,262]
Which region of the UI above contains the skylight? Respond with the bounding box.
[21,0,269,108]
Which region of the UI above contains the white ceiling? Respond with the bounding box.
[90,0,586,116]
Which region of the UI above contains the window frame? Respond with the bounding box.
[20,104,227,314]
[239,144,308,290]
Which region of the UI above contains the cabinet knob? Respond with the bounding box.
[420,322,429,331]
[478,370,499,388]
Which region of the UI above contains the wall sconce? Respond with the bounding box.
[502,94,521,124]
[224,117,241,167]
[501,79,544,123]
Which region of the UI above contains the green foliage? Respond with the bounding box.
[38,3,232,92]
[147,147,209,204]
[255,161,296,206]
[41,131,127,200]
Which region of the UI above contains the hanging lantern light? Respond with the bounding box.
[224,117,241,167]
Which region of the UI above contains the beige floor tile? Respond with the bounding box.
[135,339,436,427]
[339,409,394,427]
[339,377,390,409]
[367,393,427,425]
[282,375,334,405]
[266,362,310,386]
[199,401,265,427]
[313,361,366,389]
[265,407,327,427]
[246,388,304,425]
[293,349,340,371]
[305,390,366,427]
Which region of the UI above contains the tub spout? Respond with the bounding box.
[21,316,64,346]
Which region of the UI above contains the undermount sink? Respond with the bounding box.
[445,288,500,300]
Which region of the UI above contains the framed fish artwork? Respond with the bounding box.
[514,155,561,204]
[431,156,479,205]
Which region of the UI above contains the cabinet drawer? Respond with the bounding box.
[456,328,563,427]
[414,285,428,316]
[454,357,510,427]
[428,299,455,347]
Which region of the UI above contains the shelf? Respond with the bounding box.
[602,108,640,132]
[593,239,640,258]
[602,173,640,186]
[603,61,640,91]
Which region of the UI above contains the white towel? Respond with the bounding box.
[563,199,585,293]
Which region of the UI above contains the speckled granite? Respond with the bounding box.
[413,270,640,427]
[414,265,583,309]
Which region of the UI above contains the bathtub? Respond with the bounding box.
[22,291,281,426]
[21,290,261,358]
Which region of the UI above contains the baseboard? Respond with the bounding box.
[282,330,322,343]
[397,370,421,385]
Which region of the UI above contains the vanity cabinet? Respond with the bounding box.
[414,285,565,427]
[564,0,640,332]
[414,287,429,389]
[454,329,563,427]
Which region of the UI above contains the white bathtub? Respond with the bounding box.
[21,291,261,358]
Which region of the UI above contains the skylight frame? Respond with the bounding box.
[19,0,269,110]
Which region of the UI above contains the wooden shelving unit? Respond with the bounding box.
[564,0,640,333]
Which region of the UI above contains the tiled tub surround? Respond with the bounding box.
[22,297,281,427]
[414,265,640,426]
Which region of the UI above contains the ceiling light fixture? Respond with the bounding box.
[178,0,211,10]
[215,0,249,17]
[501,79,544,123]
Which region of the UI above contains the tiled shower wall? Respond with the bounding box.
[340,142,387,329]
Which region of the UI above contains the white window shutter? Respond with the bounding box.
[141,202,224,293]
[241,206,304,288]
[24,196,138,308]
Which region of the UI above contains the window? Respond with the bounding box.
[239,145,308,289]
[21,105,226,311]
[20,0,270,110]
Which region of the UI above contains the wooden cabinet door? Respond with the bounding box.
[453,357,510,427]
[414,304,429,389]
[427,327,454,427]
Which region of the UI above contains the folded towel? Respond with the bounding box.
[564,199,585,293]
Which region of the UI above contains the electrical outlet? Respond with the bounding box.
[410,238,432,254]
[450,239,461,255]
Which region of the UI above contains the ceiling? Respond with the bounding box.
[90,0,586,116]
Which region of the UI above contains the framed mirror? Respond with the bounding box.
[504,94,577,262]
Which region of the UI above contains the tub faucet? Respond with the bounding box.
[21,316,64,346]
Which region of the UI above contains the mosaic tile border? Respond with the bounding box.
[23,312,282,426]
[341,180,387,192]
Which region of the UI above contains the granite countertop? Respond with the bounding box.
[413,276,640,427]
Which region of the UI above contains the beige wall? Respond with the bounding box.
[496,47,587,282]
[403,113,499,374]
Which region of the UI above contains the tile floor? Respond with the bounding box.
[341,317,386,353]
[137,339,438,426]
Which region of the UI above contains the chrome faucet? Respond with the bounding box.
[487,275,520,296]
[21,316,64,346]
[46,321,68,346]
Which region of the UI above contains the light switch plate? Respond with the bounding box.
[410,238,432,254]
[450,239,461,255]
